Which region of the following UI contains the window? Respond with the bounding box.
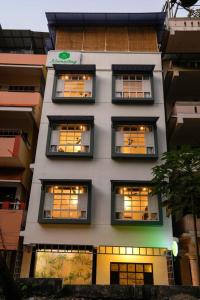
[111,181,162,225]
[112,117,158,159]
[110,263,153,285]
[8,86,35,92]
[38,180,92,224]
[52,65,95,103]
[46,116,94,158]
[55,74,93,98]
[112,65,154,104]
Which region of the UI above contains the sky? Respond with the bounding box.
[0,0,199,32]
[0,0,167,32]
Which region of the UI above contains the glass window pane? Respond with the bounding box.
[119,264,127,272]
[144,265,152,273]
[111,264,119,271]
[136,264,143,272]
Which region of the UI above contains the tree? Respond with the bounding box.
[0,253,21,300]
[151,146,200,285]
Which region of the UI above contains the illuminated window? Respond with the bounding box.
[111,181,162,225]
[110,263,153,285]
[115,125,154,155]
[46,116,94,158]
[55,74,93,98]
[114,74,152,99]
[112,117,158,159]
[112,65,154,104]
[35,251,92,285]
[38,180,92,224]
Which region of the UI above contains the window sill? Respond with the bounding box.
[38,218,91,224]
[52,97,95,104]
[46,151,93,158]
[112,98,154,104]
[112,153,158,160]
[111,219,163,226]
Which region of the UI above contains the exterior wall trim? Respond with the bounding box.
[52,65,96,103]
[46,116,94,158]
[111,117,159,159]
[112,65,155,104]
[110,180,163,226]
[38,179,92,224]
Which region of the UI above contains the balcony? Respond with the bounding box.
[176,214,200,236]
[0,53,46,66]
[173,102,200,119]
[168,102,200,147]
[165,18,200,53]
[0,89,41,107]
[0,208,24,250]
[0,89,42,126]
[0,130,30,167]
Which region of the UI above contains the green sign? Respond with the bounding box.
[58,51,70,60]
[47,51,81,67]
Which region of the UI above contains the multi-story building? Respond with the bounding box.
[21,12,174,285]
[163,16,200,285]
[0,27,48,276]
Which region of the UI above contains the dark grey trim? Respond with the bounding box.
[112,68,155,104]
[111,116,159,124]
[111,117,158,160]
[38,179,92,224]
[46,116,94,158]
[52,67,96,103]
[111,180,163,226]
[112,64,155,73]
[54,64,96,73]
[47,115,94,122]
[112,98,154,105]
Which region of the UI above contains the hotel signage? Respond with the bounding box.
[47,51,81,67]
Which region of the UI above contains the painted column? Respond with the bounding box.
[189,255,200,286]
[20,245,32,278]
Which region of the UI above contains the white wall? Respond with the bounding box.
[23,52,173,250]
[96,254,169,285]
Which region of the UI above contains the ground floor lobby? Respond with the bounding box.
[20,244,174,286]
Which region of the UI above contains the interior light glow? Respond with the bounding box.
[127,247,132,255]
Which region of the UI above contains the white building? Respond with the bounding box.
[21,12,173,285]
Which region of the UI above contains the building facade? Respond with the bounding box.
[21,12,174,285]
[0,28,47,276]
[163,17,200,286]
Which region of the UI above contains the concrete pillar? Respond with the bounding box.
[189,255,200,286]
[20,245,32,278]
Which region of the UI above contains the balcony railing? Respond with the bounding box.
[0,85,41,93]
[0,130,30,167]
[0,208,24,250]
[172,102,200,116]
[0,201,25,210]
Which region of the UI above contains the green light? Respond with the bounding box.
[172,240,178,257]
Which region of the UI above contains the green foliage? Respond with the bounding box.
[151,146,200,218]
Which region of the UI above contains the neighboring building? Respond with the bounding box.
[21,12,174,285]
[162,17,200,285]
[0,27,48,277]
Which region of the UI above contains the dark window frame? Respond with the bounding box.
[110,262,154,285]
[46,116,94,158]
[38,179,92,224]
[112,65,155,104]
[52,64,96,104]
[111,180,163,226]
[111,116,159,160]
